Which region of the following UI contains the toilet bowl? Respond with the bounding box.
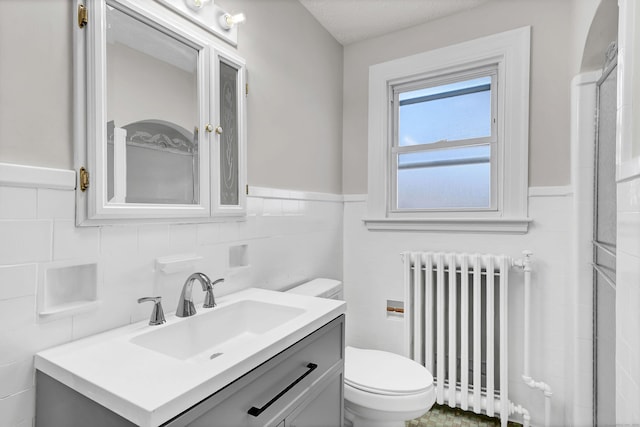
[286,279,435,427]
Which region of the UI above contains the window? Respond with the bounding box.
[366,27,531,233]
[393,70,496,211]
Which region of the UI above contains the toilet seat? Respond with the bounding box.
[344,382,436,420]
[343,348,436,425]
[344,346,434,396]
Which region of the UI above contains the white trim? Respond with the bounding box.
[363,217,531,233]
[569,71,598,425]
[248,186,343,202]
[367,27,530,231]
[343,194,367,202]
[573,70,601,87]
[0,164,572,207]
[0,163,75,190]
[528,186,573,197]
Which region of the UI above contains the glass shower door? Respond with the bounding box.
[593,44,617,427]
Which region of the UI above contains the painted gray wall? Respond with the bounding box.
[0,0,344,194]
[218,0,344,194]
[572,0,618,74]
[107,42,197,131]
[342,0,574,193]
[0,0,74,169]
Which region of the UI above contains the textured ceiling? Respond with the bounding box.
[298,0,488,45]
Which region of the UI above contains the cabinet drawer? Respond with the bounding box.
[166,315,344,427]
[286,371,344,427]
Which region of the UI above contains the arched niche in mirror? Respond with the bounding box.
[107,119,198,205]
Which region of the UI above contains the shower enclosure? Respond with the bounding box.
[592,42,617,427]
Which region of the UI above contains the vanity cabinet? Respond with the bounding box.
[36,315,345,427]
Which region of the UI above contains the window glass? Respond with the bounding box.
[398,76,491,146]
[219,61,239,206]
[397,145,491,209]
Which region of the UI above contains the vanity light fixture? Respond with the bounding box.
[184,0,212,11]
[219,12,246,30]
[161,0,245,45]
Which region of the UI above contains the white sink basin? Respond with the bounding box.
[34,287,345,427]
[131,300,305,360]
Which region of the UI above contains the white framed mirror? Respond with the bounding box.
[74,0,246,225]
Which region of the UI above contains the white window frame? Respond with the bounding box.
[365,27,531,233]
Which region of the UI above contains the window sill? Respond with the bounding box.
[363,217,532,233]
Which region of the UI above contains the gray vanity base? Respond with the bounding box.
[36,314,345,427]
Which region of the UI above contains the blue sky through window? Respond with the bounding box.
[398,76,492,146]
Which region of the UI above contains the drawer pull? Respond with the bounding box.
[247,363,318,417]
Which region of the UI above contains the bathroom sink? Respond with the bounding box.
[35,288,345,427]
[130,300,305,360]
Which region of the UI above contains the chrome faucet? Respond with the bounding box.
[176,273,224,317]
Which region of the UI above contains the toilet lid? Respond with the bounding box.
[344,346,433,396]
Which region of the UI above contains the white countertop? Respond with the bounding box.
[35,288,346,426]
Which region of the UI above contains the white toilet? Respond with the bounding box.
[286,278,436,427]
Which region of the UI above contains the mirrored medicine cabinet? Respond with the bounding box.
[74,0,246,225]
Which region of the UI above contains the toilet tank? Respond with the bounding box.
[286,278,343,300]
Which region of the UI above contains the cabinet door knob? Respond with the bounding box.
[214,125,223,135]
[205,124,214,133]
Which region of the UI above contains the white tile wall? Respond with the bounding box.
[52,219,100,260]
[0,181,343,427]
[616,177,640,425]
[615,5,640,422]
[0,221,51,265]
[342,193,573,427]
[0,187,36,220]
[36,188,75,220]
[0,264,36,301]
[3,165,631,427]
[0,388,35,427]
[0,358,34,399]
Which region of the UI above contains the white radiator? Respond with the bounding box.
[403,252,513,426]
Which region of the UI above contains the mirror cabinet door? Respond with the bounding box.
[106,4,201,206]
[213,51,246,215]
[81,0,211,222]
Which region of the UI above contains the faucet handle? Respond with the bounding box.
[203,278,224,308]
[137,296,166,326]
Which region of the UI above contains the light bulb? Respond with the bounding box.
[185,0,211,11]
[220,12,246,29]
